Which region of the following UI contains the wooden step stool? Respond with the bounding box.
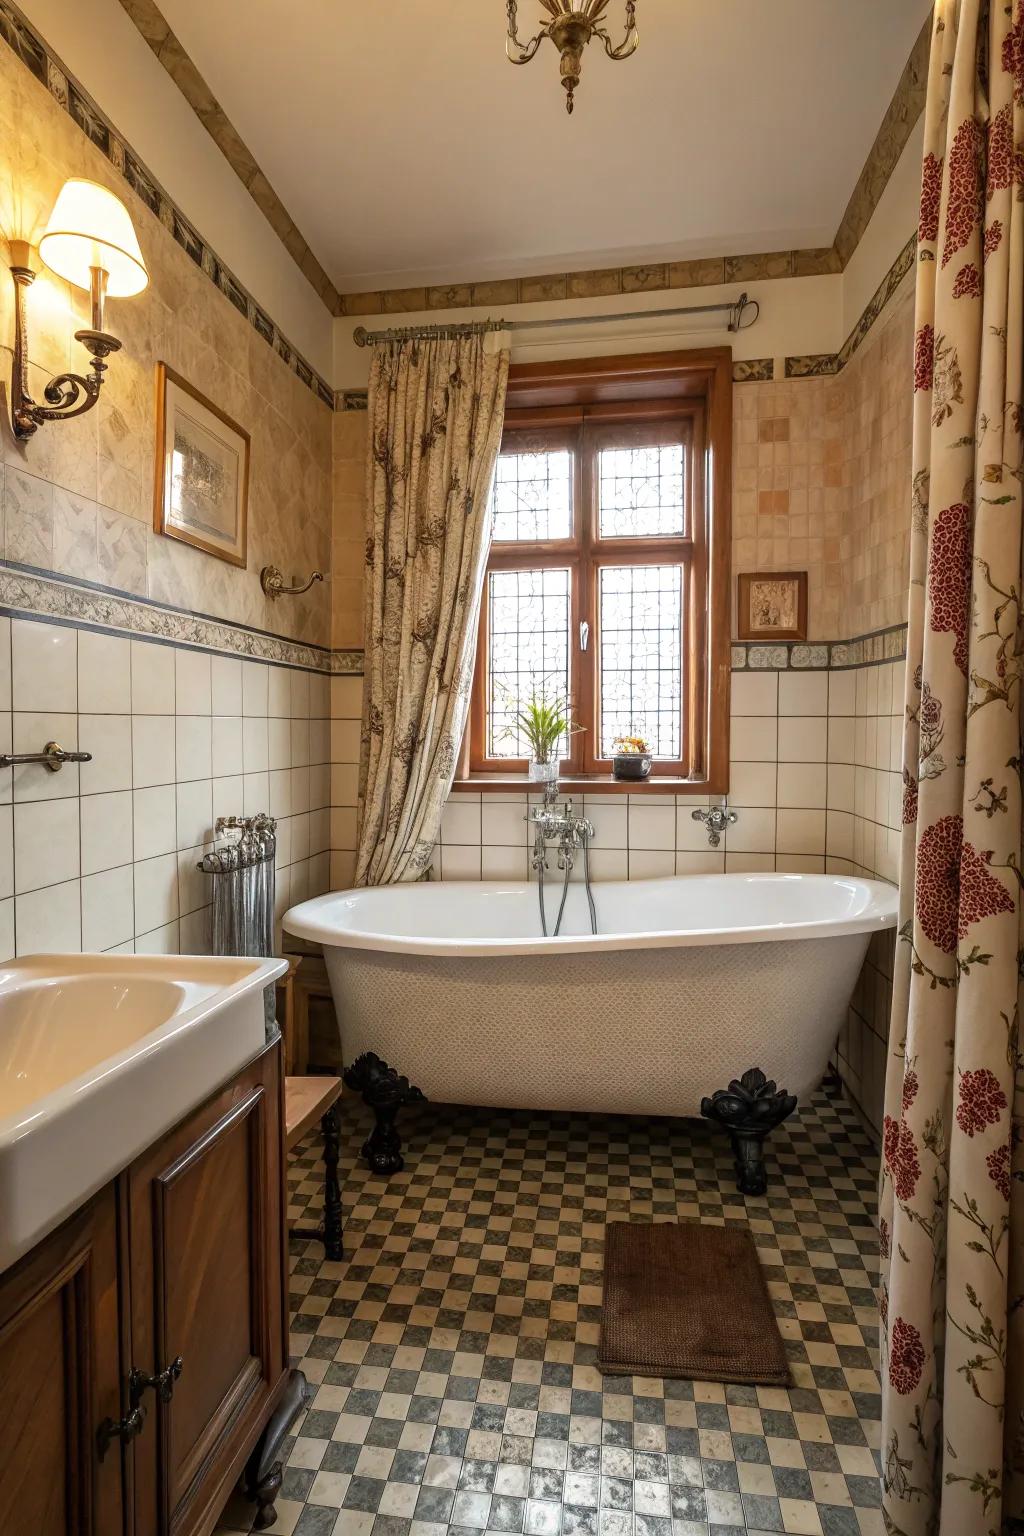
[284,1075,343,1261]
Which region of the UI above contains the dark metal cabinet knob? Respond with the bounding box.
[131,1355,184,1406]
[97,1403,146,1460]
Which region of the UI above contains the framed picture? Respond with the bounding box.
[737,571,808,641]
[154,362,249,567]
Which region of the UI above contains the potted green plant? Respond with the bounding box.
[611,733,653,781]
[514,690,582,782]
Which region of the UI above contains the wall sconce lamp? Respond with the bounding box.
[9,178,148,441]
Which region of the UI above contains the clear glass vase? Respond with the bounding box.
[528,758,559,784]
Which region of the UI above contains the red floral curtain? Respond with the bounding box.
[880,2,1024,1532]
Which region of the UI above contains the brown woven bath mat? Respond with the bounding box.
[597,1221,789,1386]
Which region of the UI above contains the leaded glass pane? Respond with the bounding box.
[487,567,572,758]
[490,450,573,542]
[598,443,685,539]
[599,565,682,758]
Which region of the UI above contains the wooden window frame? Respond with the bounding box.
[459,349,732,796]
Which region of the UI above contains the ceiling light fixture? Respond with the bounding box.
[506,1,638,114]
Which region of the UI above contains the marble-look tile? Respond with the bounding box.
[4,466,54,568]
[52,487,99,582]
[98,506,148,595]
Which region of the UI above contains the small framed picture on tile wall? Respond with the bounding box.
[737,571,808,641]
[154,362,250,567]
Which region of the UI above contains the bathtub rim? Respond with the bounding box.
[283,871,898,959]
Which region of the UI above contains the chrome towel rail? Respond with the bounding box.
[0,740,92,773]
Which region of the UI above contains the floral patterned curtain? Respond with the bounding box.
[880,2,1024,1532]
[355,330,509,886]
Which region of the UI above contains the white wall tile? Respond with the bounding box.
[134,853,179,934]
[14,797,79,893]
[78,632,131,713]
[0,806,11,901]
[675,850,725,875]
[269,769,292,818]
[725,851,775,873]
[212,716,243,778]
[332,675,363,719]
[776,808,826,855]
[82,866,135,951]
[12,620,77,713]
[79,714,132,795]
[243,772,270,816]
[441,845,482,880]
[481,800,528,846]
[131,641,175,714]
[730,672,778,717]
[776,762,827,809]
[332,718,361,764]
[441,798,482,845]
[175,716,212,782]
[0,619,10,712]
[726,761,777,807]
[0,898,13,962]
[583,801,627,850]
[212,775,244,822]
[778,716,827,762]
[175,650,212,714]
[586,849,628,881]
[482,846,528,881]
[135,921,179,955]
[726,807,775,854]
[175,780,213,850]
[134,785,176,860]
[81,790,133,876]
[268,666,291,718]
[16,879,81,954]
[132,716,175,788]
[828,670,857,716]
[628,849,674,880]
[242,661,269,717]
[627,803,674,851]
[730,717,777,762]
[778,671,828,716]
[290,669,310,720]
[211,655,242,715]
[177,846,208,917]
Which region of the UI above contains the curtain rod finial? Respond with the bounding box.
[353,326,369,348]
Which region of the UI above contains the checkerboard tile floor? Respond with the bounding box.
[215,1092,883,1536]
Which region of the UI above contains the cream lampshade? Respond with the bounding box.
[38,178,148,300]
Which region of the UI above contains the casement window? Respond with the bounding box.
[464,350,732,791]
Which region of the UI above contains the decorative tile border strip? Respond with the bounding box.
[337,234,916,404]
[114,0,340,315]
[731,622,907,672]
[732,359,775,384]
[786,233,916,380]
[0,1,335,409]
[0,564,365,673]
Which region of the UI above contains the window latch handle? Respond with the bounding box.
[579,620,590,652]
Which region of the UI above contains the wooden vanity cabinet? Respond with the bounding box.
[0,1039,290,1536]
[0,1184,125,1536]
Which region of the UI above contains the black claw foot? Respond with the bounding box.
[321,1102,344,1261]
[700,1068,797,1196]
[245,1368,308,1529]
[343,1051,426,1175]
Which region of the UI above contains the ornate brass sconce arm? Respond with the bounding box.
[595,0,638,59]
[9,242,120,442]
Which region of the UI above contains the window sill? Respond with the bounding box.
[452,774,724,797]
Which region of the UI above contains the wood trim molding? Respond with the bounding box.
[115,0,342,315]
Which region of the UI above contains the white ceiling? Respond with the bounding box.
[155,0,931,294]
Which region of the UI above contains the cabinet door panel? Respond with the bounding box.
[130,1045,285,1536]
[0,1189,123,1536]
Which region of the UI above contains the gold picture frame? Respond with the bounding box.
[737,571,808,641]
[154,362,249,567]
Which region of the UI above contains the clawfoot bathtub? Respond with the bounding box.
[284,872,898,1191]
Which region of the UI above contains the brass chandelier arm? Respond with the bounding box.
[505,0,545,62]
[596,0,638,60]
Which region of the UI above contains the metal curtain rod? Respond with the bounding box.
[352,292,760,347]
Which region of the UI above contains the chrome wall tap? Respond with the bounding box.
[691,803,738,848]
[526,782,597,936]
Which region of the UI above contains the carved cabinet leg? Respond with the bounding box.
[700,1068,797,1196]
[342,1051,426,1175]
[321,1103,343,1261]
[245,1367,308,1529]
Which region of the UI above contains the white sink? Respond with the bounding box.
[0,952,287,1274]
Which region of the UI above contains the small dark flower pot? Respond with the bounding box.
[612,753,653,781]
